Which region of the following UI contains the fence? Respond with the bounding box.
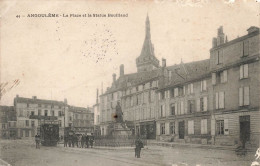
[94,135,147,147]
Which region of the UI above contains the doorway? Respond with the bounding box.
[179,121,185,139]
[239,115,250,145]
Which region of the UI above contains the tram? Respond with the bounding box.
[39,120,59,146]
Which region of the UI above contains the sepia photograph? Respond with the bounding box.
[0,0,259,165]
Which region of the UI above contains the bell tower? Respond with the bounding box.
[136,15,159,72]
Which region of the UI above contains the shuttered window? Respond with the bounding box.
[180,101,184,115]
[216,92,225,109]
[201,119,207,134]
[212,73,216,85]
[174,88,179,97]
[240,64,249,79]
[239,87,250,106]
[220,70,227,83]
[188,120,194,135]
[201,80,207,91]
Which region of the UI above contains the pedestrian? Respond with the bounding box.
[81,134,85,148]
[89,133,94,148]
[135,138,144,158]
[78,135,82,148]
[64,135,68,147]
[35,133,40,149]
[74,135,78,148]
[68,135,72,147]
[86,135,89,148]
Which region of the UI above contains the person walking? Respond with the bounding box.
[81,134,85,148]
[35,133,40,149]
[89,133,94,148]
[64,135,68,147]
[135,138,144,158]
[86,135,89,148]
[78,135,82,148]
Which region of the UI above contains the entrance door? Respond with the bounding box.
[239,116,250,144]
[179,121,185,139]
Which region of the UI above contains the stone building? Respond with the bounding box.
[210,26,260,147]
[0,106,16,139]
[13,95,69,138]
[99,15,160,138]
[69,106,94,135]
[156,26,260,148]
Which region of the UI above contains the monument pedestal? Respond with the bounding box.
[112,123,131,137]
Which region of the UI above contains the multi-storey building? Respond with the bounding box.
[14,95,69,139]
[156,26,260,148]
[99,15,161,138]
[210,26,260,147]
[69,106,94,134]
[0,106,16,139]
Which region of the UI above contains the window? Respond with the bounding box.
[212,73,216,85]
[58,111,62,116]
[25,120,29,127]
[44,110,48,116]
[160,123,165,135]
[200,80,207,91]
[59,120,62,127]
[31,121,35,127]
[174,88,179,97]
[243,40,249,57]
[160,105,165,117]
[187,100,195,113]
[180,101,184,115]
[201,119,207,134]
[215,50,223,65]
[38,110,41,116]
[51,110,54,116]
[31,111,34,116]
[187,84,193,94]
[216,92,225,109]
[161,91,165,100]
[170,104,175,115]
[38,104,41,107]
[170,122,175,134]
[25,130,29,137]
[2,124,5,129]
[197,97,207,112]
[220,70,228,83]
[188,120,194,135]
[240,64,249,79]
[27,103,29,108]
[239,87,250,106]
[216,120,224,135]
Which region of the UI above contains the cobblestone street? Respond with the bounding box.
[0,140,256,166]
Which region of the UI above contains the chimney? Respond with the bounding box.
[16,94,19,98]
[96,89,99,104]
[247,26,259,34]
[162,58,166,67]
[212,37,217,47]
[120,64,124,77]
[32,96,37,100]
[217,26,225,46]
[112,73,116,83]
[64,98,67,104]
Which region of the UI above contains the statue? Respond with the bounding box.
[115,101,123,123]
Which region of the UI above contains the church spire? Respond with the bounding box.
[136,15,159,72]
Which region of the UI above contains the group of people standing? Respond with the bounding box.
[64,134,95,148]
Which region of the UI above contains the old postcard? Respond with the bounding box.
[0,0,259,166]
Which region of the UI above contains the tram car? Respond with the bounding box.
[40,120,59,146]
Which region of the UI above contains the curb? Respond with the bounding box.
[0,158,11,166]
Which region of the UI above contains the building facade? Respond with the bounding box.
[0,106,16,139]
[14,95,69,139]
[69,106,94,134]
[98,15,260,148]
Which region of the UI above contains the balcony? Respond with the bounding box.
[29,115,58,120]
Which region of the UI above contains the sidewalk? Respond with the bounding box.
[148,140,257,153]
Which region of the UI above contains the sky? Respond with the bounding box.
[0,0,259,107]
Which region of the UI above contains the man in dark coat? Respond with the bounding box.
[89,133,94,148]
[64,135,68,147]
[35,133,40,149]
[86,135,89,148]
[81,134,85,148]
[135,138,144,158]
